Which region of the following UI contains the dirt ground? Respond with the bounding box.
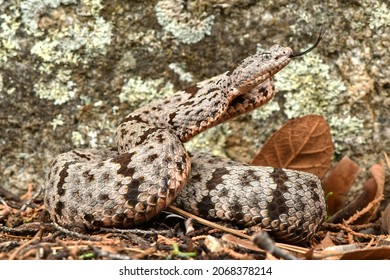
[0,185,389,260]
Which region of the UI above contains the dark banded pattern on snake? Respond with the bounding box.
[44,42,326,245]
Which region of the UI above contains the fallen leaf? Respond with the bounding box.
[378,236,390,246]
[252,115,333,178]
[322,244,390,260]
[320,232,335,249]
[351,162,385,224]
[327,178,377,224]
[327,161,385,224]
[381,203,390,234]
[384,152,390,170]
[367,162,385,220]
[339,246,390,260]
[322,156,362,215]
[323,244,361,253]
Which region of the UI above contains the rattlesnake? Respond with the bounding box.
[45,34,326,245]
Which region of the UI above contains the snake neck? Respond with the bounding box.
[118,45,293,144]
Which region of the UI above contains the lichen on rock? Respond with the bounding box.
[20,0,77,32]
[155,0,215,44]
[185,123,231,157]
[1,0,389,200]
[275,52,364,152]
[34,69,77,105]
[119,76,174,108]
[20,0,113,104]
[0,4,21,62]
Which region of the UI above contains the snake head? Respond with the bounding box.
[229,45,293,92]
[229,28,324,93]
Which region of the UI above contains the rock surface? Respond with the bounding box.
[0,0,389,196]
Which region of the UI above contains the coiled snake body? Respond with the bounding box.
[45,42,326,244]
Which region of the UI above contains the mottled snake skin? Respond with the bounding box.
[45,44,326,244]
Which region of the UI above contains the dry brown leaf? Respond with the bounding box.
[322,156,362,215]
[327,161,385,224]
[321,244,390,260]
[381,203,390,234]
[378,236,390,246]
[327,179,377,224]
[320,232,336,249]
[371,162,385,192]
[252,115,333,178]
[339,246,390,260]
[323,244,361,253]
[384,152,390,170]
[367,162,385,219]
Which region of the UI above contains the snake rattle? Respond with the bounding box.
[45,31,326,245]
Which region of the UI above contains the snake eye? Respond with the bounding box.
[263,52,271,60]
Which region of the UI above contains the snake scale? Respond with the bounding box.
[45,34,326,245]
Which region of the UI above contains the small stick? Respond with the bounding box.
[19,186,43,212]
[252,231,298,260]
[99,227,172,235]
[53,222,101,241]
[168,205,250,239]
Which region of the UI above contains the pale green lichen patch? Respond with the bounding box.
[328,115,364,151]
[50,114,65,130]
[34,69,77,105]
[116,51,137,72]
[365,2,390,29]
[71,131,85,146]
[21,0,113,105]
[276,53,345,117]
[275,52,364,152]
[185,123,231,157]
[71,120,114,148]
[30,16,112,71]
[119,76,174,108]
[0,5,22,63]
[155,0,215,44]
[76,0,104,17]
[127,30,162,53]
[86,130,98,148]
[289,9,315,33]
[5,87,16,95]
[169,63,194,83]
[251,100,281,121]
[20,0,77,32]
